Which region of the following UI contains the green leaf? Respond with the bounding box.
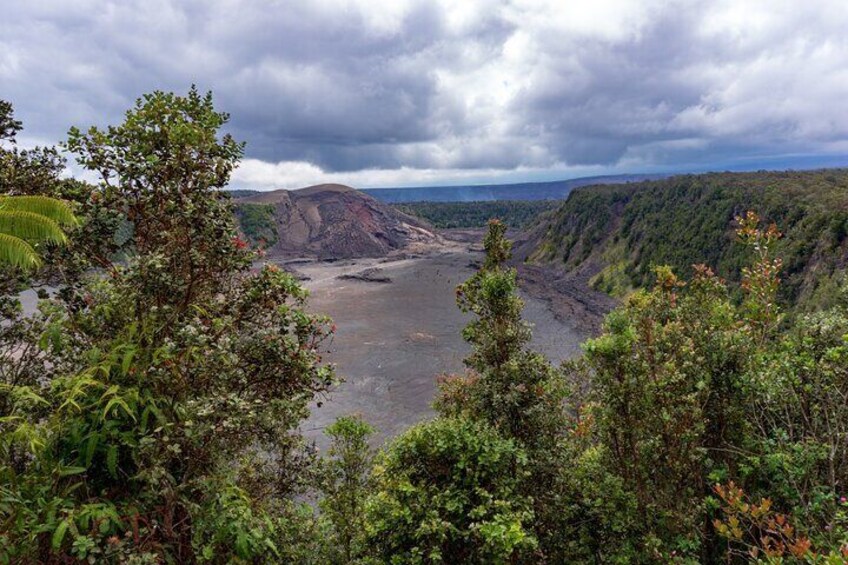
[0,195,77,226]
[121,348,136,376]
[84,434,99,467]
[264,539,280,557]
[0,210,66,244]
[58,466,87,477]
[143,402,166,428]
[0,233,39,269]
[0,196,76,269]
[51,519,70,550]
[106,444,119,478]
[235,531,249,557]
[103,396,135,421]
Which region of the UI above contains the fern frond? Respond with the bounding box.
[0,210,67,244]
[0,196,78,226]
[0,233,40,269]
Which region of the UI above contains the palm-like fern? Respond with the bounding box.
[0,195,77,270]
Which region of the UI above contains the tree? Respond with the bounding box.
[0,89,335,562]
[576,264,752,560]
[737,292,848,556]
[446,219,567,448]
[364,417,536,564]
[0,99,67,199]
[566,214,807,561]
[0,100,22,142]
[316,415,375,564]
[64,87,247,315]
[436,219,572,559]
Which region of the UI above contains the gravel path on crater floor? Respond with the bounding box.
[293,250,586,447]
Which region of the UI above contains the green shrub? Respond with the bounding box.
[364,417,536,564]
[235,203,278,248]
[316,415,376,564]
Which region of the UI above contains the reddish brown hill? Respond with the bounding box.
[237,184,440,259]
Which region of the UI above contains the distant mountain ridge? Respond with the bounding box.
[361,174,669,203]
[226,173,669,203]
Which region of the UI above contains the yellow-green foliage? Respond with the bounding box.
[589,239,633,297]
[536,169,848,312]
[0,100,78,270]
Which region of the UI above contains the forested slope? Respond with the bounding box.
[394,200,558,229]
[526,169,848,311]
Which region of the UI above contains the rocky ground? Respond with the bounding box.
[239,184,441,259]
[514,262,617,335]
[445,228,616,334]
[288,231,600,448]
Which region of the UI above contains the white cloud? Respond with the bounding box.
[232,158,606,189]
[3,0,848,188]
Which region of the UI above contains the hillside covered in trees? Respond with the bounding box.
[2,91,848,563]
[394,200,558,229]
[234,202,278,248]
[525,170,848,312]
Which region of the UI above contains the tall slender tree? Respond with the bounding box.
[439,219,571,559]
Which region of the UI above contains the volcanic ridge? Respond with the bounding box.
[237,184,440,259]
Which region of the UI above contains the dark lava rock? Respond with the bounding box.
[337,267,392,283]
[466,259,483,270]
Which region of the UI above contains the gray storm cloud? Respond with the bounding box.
[3,0,848,188]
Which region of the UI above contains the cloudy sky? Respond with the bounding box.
[3,0,848,190]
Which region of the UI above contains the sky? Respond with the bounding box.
[3,0,848,190]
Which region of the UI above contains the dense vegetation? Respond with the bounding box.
[395,200,557,229]
[0,92,335,562]
[234,203,278,248]
[2,92,848,563]
[530,170,848,312]
[227,190,260,199]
